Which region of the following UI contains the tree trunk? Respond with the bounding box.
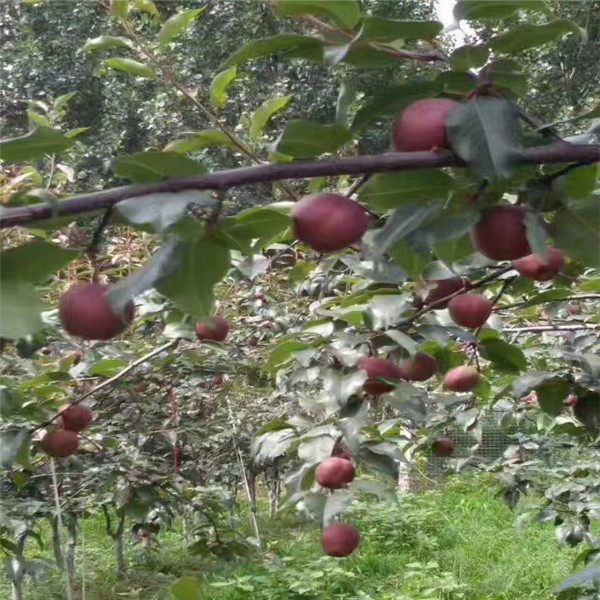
[49,516,64,570]
[115,532,125,577]
[66,517,77,595]
[10,535,26,600]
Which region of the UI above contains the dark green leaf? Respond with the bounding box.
[0,127,74,162]
[512,371,558,397]
[450,44,489,71]
[565,164,598,199]
[552,200,600,267]
[272,0,360,29]
[252,429,296,464]
[455,0,551,20]
[222,35,323,68]
[105,57,156,78]
[218,206,291,254]
[574,390,600,432]
[436,71,477,96]
[0,429,28,468]
[435,234,473,264]
[446,96,522,181]
[249,96,292,139]
[479,59,528,95]
[359,169,456,213]
[359,16,442,42]
[480,338,526,373]
[158,8,205,46]
[0,242,77,283]
[82,35,133,52]
[156,236,230,319]
[538,379,571,416]
[209,66,237,109]
[489,19,584,53]
[367,204,437,258]
[273,120,351,158]
[166,130,240,153]
[518,289,573,308]
[359,444,399,479]
[117,191,214,233]
[352,80,442,131]
[113,151,206,182]
[0,281,47,339]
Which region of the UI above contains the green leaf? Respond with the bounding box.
[335,79,356,126]
[552,200,600,267]
[222,35,323,69]
[367,205,437,258]
[517,289,573,308]
[0,127,74,162]
[133,0,160,19]
[1,242,77,283]
[480,338,526,373]
[82,35,133,52]
[455,0,551,20]
[479,59,528,95]
[53,92,77,113]
[435,234,473,264]
[118,191,214,234]
[158,8,205,46]
[249,96,292,139]
[273,120,351,158]
[89,358,128,377]
[360,16,442,42]
[436,71,477,96]
[446,96,522,181]
[105,57,155,78]
[524,211,548,259]
[217,206,291,254]
[156,236,230,320]
[450,44,489,71]
[27,110,51,127]
[359,169,456,213]
[352,80,442,131]
[0,281,47,339]
[209,66,237,109]
[538,379,570,416]
[323,491,351,526]
[574,390,600,432]
[272,0,360,29]
[489,19,584,53]
[171,576,202,600]
[265,339,310,375]
[565,164,598,199]
[165,130,240,154]
[64,127,90,139]
[253,428,297,464]
[113,151,206,182]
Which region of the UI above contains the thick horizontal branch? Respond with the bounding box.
[2,143,599,228]
[504,324,600,334]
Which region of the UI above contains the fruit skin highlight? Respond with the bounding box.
[292,193,368,253]
[398,352,437,382]
[512,247,565,281]
[195,315,229,342]
[432,437,455,457]
[443,365,480,392]
[321,523,360,557]
[58,404,92,432]
[471,205,531,261]
[315,457,355,489]
[357,357,402,395]
[41,430,79,457]
[448,293,493,329]
[60,283,134,340]
[393,98,460,152]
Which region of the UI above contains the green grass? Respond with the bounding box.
[0,473,578,599]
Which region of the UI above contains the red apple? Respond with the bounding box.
[512,247,565,281]
[443,366,480,392]
[248,336,259,347]
[357,357,402,395]
[212,375,223,386]
[58,404,92,432]
[315,457,355,489]
[60,283,134,340]
[471,205,531,261]
[393,98,460,152]
[195,315,229,342]
[448,294,493,329]
[332,444,352,461]
[321,523,359,557]
[41,430,79,457]
[423,276,472,309]
[564,393,578,407]
[292,193,368,253]
[432,437,455,457]
[398,352,437,382]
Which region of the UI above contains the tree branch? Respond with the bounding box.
[503,324,600,334]
[2,143,598,228]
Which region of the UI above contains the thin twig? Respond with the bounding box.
[503,324,600,334]
[496,294,600,311]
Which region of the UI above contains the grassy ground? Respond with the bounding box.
[0,473,577,599]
